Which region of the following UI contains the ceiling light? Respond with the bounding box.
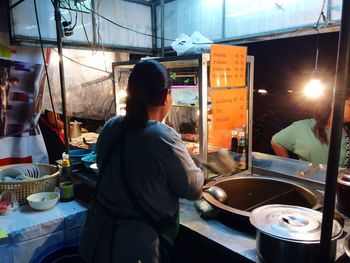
[304,79,324,98]
[258,89,268,94]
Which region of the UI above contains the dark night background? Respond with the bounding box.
[246,32,339,155]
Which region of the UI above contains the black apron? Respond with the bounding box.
[92,129,179,263]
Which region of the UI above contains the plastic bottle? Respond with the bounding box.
[236,131,246,162]
[60,152,74,202]
[230,129,238,154]
[238,149,247,170]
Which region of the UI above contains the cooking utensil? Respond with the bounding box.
[337,169,350,216]
[70,121,82,138]
[81,154,96,170]
[204,186,228,203]
[83,137,97,151]
[202,176,323,230]
[250,204,343,263]
[90,163,98,174]
[192,150,236,175]
[344,233,350,258]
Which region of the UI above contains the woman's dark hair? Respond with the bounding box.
[123,59,171,130]
[312,90,350,144]
[312,102,332,144]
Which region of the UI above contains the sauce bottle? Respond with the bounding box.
[60,152,74,202]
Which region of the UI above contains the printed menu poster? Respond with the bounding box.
[210,44,247,88]
[209,88,247,148]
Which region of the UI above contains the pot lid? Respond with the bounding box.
[250,204,342,242]
[338,169,350,186]
[70,120,82,125]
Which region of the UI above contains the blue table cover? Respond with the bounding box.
[0,201,87,263]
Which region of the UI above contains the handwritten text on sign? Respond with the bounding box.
[209,88,247,148]
[210,44,247,88]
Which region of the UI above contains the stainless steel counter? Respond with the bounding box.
[177,152,349,262]
[179,198,259,262]
[252,152,328,191]
[180,198,349,263]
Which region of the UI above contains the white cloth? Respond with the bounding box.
[0,127,48,166]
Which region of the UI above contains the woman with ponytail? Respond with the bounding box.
[271,93,350,167]
[80,60,203,263]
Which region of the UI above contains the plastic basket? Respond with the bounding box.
[0,163,59,205]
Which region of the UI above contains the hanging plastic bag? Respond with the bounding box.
[171,31,213,56]
[170,33,194,56]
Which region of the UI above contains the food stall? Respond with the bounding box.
[1,0,350,262]
[107,49,349,262]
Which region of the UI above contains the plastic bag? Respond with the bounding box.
[170,33,194,56]
[171,31,213,56]
[0,191,19,215]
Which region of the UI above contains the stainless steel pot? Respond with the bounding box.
[337,169,350,216]
[70,121,82,138]
[250,204,343,263]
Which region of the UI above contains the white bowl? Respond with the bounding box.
[27,192,60,211]
[90,163,99,174]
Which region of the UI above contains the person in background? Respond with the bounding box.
[271,94,350,167]
[79,60,204,263]
[39,110,65,164]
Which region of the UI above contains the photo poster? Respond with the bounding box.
[0,59,44,137]
[209,88,247,149]
[210,44,247,88]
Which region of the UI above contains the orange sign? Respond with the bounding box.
[210,44,247,88]
[209,88,247,148]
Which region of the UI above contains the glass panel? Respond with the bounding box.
[166,66,200,153]
[113,55,253,177]
[156,0,224,47]
[9,0,151,48]
[207,86,249,174]
[97,0,152,48]
[225,0,327,38]
[330,0,342,22]
[10,0,93,43]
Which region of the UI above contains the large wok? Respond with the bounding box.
[203,175,323,230]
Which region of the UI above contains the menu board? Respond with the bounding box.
[209,88,247,148]
[210,44,247,88]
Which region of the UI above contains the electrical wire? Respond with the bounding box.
[33,0,60,132]
[9,0,26,9]
[71,10,78,30]
[81,12,94,51]
[51,48,112,74]
[78,1,175,42]
[313,0,327,73]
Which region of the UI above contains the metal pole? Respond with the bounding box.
[151,2,157,52]
[91,0,97,46]
[160,0,165,57]
[320,0,350,262]
[53,0,70,154]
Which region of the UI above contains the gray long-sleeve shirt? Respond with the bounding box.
[80,116,203,263]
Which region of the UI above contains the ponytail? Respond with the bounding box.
[312,103,331,144]
[123,60,171,130]
[124,80,149,130]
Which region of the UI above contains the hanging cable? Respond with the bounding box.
[33,0,60,133]
[313,0,327,73]
[304,0,327,99]
[78,1,175,42]
[50,48,112,74]
[9,0,26,9]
